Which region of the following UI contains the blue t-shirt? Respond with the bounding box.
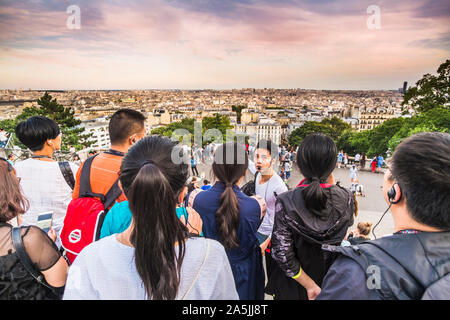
[377,156,384,165]
[201,185,211,191]
[100,201,203,238]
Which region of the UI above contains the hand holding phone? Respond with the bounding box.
[47,229,57,242]
[36,211,53,233]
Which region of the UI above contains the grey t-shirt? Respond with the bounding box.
[63,235,239,300]
[248,160,288,237]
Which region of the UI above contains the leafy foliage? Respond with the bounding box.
[402,59,450,113]
[288,117,351,147]
[8,92,93,151]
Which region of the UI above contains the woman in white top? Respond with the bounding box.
[63,136,238,300]
[14,116,78,248]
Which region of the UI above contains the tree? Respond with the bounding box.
[288,121,333,147]
[15,92,93,151]
[151,114,233,146]
[366,117,405,157]
[231,105,247,124]
[321,116,352,141]
[288,117,351,148]
[402,59,450,113]
[350,129,371,155]
[0,119,16,133]
[388,107,450,151]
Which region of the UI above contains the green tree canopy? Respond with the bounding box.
[151,114,233,146]
[288,117,351,147]
[402,59,450,113]
[231,105,246,124]
[7,92,93,151]
[388,107,450,151]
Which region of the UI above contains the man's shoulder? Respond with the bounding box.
[271,175,288,193]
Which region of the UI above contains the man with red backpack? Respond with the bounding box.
[61,109,146,263]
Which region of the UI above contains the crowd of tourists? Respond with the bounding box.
[0,108,448,300]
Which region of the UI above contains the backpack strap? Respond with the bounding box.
[103,179,122,210]
[93,179,122,242]
[11,227,54,291]
[78,155,105,202]
[58,161,75,190]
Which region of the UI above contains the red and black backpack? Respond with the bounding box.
[60,154,122,264]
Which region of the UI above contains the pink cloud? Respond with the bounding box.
[0,0,448,89]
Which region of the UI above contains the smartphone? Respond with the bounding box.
[37,211,53,233]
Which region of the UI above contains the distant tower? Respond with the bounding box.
[402,81,408,94]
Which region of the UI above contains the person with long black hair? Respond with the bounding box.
[193,143,266,300]
[269,133,356,300]
[63,136,238,300]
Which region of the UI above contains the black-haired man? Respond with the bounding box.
[72,109,146,208]
[318,132,450,300]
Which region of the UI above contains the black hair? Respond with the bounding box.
[212,143,248,249]
[119,136,190,299]
[15,116,60,151]
[109,108,146,145]
[256,139,278,159]
[389,132,450,230]
[203,179,209,185]
[296,133,337,217]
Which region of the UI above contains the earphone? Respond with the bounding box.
[387,183,401,204]
[372,183,402,238]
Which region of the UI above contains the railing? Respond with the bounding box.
[0,133,75,162]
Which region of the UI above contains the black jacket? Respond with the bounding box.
[270,183,356,296]
[322,231,450,300]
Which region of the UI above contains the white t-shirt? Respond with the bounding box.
[284,162,292,172]
[350,167,358,179]
[248,160,288,237]
[355,154,361,162]
[14,159,78,245]
[63,235,239,300]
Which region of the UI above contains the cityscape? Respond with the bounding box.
[0,0,448,305]
[0,87,406,149]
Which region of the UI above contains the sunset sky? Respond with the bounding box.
[0,0,449,90]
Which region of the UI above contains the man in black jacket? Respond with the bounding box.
[318,132,450,300]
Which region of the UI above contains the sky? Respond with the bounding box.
[0,0,449,90]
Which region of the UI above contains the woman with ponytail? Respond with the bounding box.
[192,143,266,300]
[63,136,238,300]
[269,133,356,300]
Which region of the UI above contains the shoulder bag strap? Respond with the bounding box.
[182,239,211,300]
[253,171,259,194]
[11,227,54,290]
[58,161,75,190]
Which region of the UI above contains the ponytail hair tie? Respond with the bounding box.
[226,182,233,188]
[141,160,156,168]
[310,177,319,183]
